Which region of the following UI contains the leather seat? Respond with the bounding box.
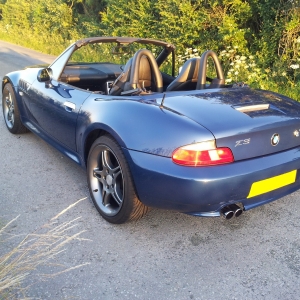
[109,49,163,95]
[166,57,200,91]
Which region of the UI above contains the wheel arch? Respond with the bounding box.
[2,73,23,118]
[2,72,21,92]
[82,125,127,167]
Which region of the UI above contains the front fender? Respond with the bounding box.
[2,71,21,92]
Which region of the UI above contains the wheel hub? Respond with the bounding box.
[106,174,113,185]
[3,95,15,128]
[90,146,124,216]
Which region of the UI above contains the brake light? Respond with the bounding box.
[172,141,234,166]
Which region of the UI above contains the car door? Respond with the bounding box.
[24,44,91,151]
[28,79,90,151]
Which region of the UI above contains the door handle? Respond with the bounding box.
[64,101,76,112]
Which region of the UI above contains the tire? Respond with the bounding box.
[2,83,28,134]
[87,135,150,224]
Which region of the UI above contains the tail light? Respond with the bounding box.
[172,140,234,166]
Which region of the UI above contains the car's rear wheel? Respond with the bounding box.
[87,135,149,224]
[2,83,28,134]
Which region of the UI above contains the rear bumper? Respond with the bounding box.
[125,147,300,216]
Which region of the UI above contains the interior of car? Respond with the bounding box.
[58,38,226,95]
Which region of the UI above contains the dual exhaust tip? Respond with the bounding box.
[221,204,243,220]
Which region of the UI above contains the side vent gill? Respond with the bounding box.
[233,104,270,113]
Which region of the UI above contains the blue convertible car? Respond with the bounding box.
[3,37,300,223]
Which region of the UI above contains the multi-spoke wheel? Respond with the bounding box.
[87,135,149,224]
[2,83,28,134]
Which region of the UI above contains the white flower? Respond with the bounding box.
[290,64,300,69]
[225,78,233,83]
[234,71,239,75]
[297,37,300,43]
[249,55,254,59]
[240,56,247,61]
[234,45,238,49]
[230,62,234,66]
[282,71,287,76]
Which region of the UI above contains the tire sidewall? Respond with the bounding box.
[2,83,26,134]
[87,135,135,224]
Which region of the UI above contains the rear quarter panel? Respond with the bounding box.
[77,95,215,162]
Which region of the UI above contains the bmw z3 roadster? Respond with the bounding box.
[2,37,300,223]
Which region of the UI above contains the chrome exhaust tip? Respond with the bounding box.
[228,204,243,217]
[221,207,234,220]
[221,204,243,219]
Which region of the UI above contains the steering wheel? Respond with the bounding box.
[196,50,225,90]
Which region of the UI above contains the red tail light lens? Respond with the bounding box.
[172,141,234,166]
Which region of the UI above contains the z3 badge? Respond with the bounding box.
[235,138,251,147]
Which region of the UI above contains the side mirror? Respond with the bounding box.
[37,68,52,82]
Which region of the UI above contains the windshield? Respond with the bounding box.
[67,41,174,75]
[69,42,164,65]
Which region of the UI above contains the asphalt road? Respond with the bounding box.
[1,40,300,300]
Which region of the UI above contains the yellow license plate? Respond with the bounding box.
[247,170,297,198]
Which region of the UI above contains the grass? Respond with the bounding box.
[0,197,90,299]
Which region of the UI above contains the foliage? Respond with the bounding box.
[0,0,299,98]
[100,0,252,54]
[0,0,78,53]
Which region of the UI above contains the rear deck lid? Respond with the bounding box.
[163,88,300,161]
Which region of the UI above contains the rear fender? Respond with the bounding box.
[77,95,215,164]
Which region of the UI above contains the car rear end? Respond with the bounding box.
[127,88,300,218]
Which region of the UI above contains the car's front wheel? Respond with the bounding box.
[87,135,149,224]
[2,83,28,134]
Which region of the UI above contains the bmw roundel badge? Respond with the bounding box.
[271,133,280,146]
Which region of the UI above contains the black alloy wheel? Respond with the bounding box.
[87,135,149,224]
[2,83,28,134]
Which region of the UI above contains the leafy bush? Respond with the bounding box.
[0,0,299,98]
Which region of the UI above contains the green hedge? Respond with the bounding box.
[0,0,299,99]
